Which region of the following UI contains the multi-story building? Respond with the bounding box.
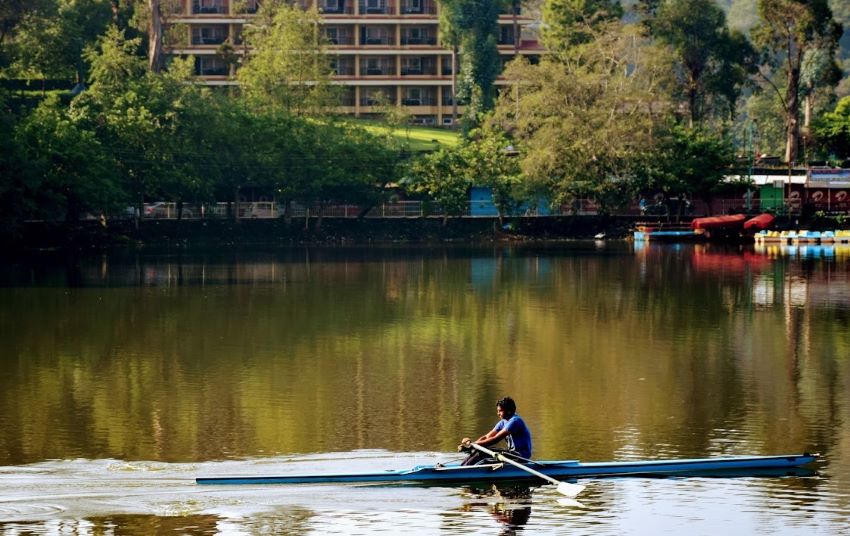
[167,0,542,126]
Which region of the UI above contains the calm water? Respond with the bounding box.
[0,242,848,534]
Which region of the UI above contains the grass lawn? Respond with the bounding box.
[346,118,461,152]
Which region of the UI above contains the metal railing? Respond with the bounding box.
[130,198,818,221]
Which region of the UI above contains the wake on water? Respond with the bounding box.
[0,451,466,524]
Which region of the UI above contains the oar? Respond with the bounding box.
[465,441,586,498]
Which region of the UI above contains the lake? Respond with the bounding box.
[0,242,848,534]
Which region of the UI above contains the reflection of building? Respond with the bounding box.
[167,0,543,124]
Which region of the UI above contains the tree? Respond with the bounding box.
[406,148,472,225]
[438,0,501,131]
[72,26,207,224]
[813,96,850,161]
[238,3,338,115]
[652,0,755,127]
[9,0,113,85]
[650,126,735,215]
[542,0,623,53]
[0,0,54,68]
[0,91,37,235]
[16,96,120,222]
[461,125,524,224]
[753,0,842,164]
[493,21,676,214]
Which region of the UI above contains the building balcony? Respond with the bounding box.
[400,35,437,46]
[360,27,396,46]
[358,0,396,15]
[192,0,229,14]
[400,0,437,14]
[192,27,229,45]
[319,0,355,14]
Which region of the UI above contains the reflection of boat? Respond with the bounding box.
[691,250,772,273]
[196,453,817,485]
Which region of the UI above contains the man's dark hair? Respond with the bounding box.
[496,397,516,414]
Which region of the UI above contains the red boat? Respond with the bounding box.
[743,213,775,231]
[691,214,747,230]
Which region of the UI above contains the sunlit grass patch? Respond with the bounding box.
[344,118,461,152]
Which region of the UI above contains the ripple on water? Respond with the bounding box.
[0,454,847,535]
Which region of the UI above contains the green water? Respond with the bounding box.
[0,243,848,534]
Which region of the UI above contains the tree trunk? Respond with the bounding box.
[110,0,121,25]
[284,199,292,225]
[233,187,239,223]
[148,0,164,73]
[784,53,801,165]
[688,83,697,129]
[177,199,183,221]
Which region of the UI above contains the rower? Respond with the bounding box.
[460,397,532,466]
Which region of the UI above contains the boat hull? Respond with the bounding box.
[195,454,816,486]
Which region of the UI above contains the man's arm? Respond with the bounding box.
[462,426,510,447]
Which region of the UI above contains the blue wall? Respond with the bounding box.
[470,187,551,217]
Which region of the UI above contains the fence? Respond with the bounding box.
[131,198,809,221]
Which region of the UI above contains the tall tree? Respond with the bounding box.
[17,96,120,222]
[238,3,338,115]
[438,0,501,131]
[438,0,463,124]
[493,20,676,213]
[0,0,54,68]
[542,0,623,53]
[651,0,755,127]
[9,0,113,85]
[753,0,841,164]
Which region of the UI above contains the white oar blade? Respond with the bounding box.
[556,497,586,508]
[556,482,585,498]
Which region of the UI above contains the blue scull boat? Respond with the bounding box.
[195,453,816,486]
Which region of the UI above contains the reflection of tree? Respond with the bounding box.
[0,246,848,476]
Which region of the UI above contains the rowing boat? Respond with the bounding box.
[195,453,816,486]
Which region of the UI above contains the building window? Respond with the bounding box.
[325,27,338,44]
[402,57,422,75]
[192,25,228,45]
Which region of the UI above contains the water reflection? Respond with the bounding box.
[459,484,534,534]
[0,244,848,533]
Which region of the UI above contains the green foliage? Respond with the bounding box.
[648,125,736,208]
[813,96,850,160]
[439,0,501,131]
[493,21,676,213]
[651,0,755,125]
[16,95,120,221]
[461,124,525,219]
[542,0,623,52]
[406,147,472,223]
[238,3,339,115]
[752,0,842,162]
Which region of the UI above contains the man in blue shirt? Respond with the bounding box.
[460,397,532,465]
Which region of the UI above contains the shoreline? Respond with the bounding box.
[3,216,647,252]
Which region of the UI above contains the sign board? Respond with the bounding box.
[808,168,850,187]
